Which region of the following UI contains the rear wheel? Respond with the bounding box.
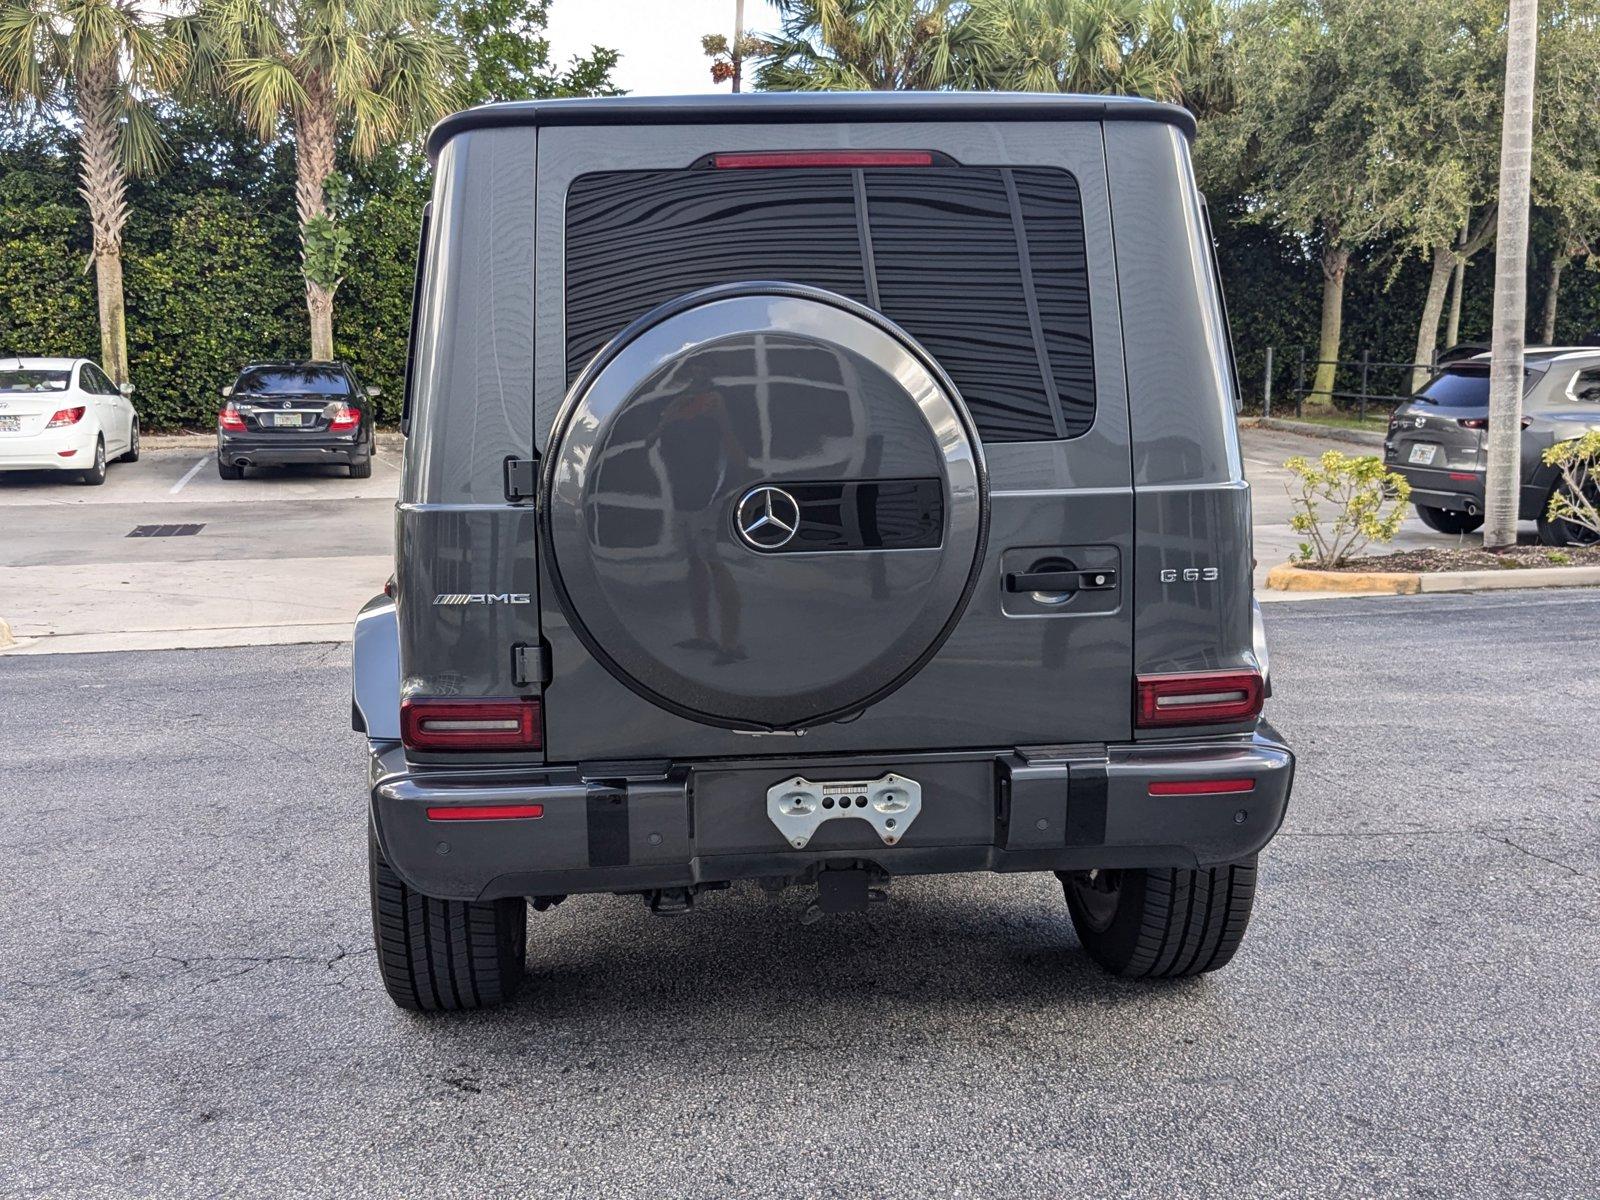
[1537,479,1600,547]
[349,455,372,479]
[216,456,243,480]
[1061,857,1258,979]
[1415,504,1482,535]
[78,437,106,486]
[369,821,526,1011]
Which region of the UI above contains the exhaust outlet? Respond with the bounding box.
[1465,501,1480,516]
[234,458,251,468]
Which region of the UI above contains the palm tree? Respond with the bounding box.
[0,0,184,383]
[979,0,1226,105]
[1482,0,1539,550]
[754,0,1000,91]
[201,0,458,359]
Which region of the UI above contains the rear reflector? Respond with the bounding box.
[712,150,934,169]
[1136,670,1264,727]
[1148,778,1256,797]
[1448,472,1479,481]
[401,698,541,751]
[426,803,544,821]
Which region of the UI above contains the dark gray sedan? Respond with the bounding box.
[1384,347,1600,545]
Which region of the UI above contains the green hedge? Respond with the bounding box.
[3,130,1597,430]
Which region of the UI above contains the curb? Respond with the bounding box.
[1244,417,1386,448]
[1265,562,1600,595]
[0,617,12,649]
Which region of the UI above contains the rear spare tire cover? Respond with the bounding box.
[542,284,987,731]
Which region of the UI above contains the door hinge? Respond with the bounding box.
[512,641,551,688]
[503,455,539,504]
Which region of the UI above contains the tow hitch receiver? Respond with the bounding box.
[767,773,922,849]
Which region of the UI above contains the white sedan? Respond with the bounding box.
[0,356,140,485]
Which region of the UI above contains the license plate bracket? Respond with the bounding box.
[766,773,922,849]
[1408,443,1438,465]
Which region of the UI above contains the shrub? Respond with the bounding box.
[1284,450,1411,567]
[1541,431,1600,542]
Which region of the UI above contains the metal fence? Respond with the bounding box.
[1258,348,1434,423]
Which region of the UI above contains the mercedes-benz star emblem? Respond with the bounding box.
[735,486,800,550]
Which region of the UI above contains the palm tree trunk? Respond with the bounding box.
[1307,238,1349,412]
[1444,222,1468,347]
[1483,0,1539,551]
[294,81,339,361]
[76,52,131,384]
[1539,254,1565,344]
[1411,244,1455,392]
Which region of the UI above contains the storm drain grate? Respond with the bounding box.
[127,524,205,538]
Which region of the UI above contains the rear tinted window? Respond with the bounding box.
[565,165,1095,441]
[235,366,352,396]
[0,369,70,392]
[1415,366,1540,406]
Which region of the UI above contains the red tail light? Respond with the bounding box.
[426,803,544,821]
[1137,670,1264,728]
[1457,417,1531,430]
[45,406,86,428]
[712,150,935,169]
[219,404,246,431]
[328,403,360,431]
[1148,778,1256,796]
[402,698,541,751]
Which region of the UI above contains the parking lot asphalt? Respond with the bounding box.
[1,589,1595,1198]
[0,447,398,652]
[0,426,1510,654]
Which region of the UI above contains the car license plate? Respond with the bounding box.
[268,413,303,427]
[0,415,19,432]
[1408,443,1437,465]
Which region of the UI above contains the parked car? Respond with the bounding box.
[217,360,377,479]
[1384,347,1600,544]
[0,356,139,485]
[352,93,1293,1011]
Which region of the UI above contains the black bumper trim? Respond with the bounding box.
[370,726,1294,902]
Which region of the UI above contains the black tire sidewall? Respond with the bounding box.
[1064,869,1151,975]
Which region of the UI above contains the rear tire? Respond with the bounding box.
[78,437,107,486]
[1415,504,1482,535]
[1061,857,1258,979]
[349,455,372,479]
[1537,480,1600,547]
[369,821,526,1011]
[216,456,243,480]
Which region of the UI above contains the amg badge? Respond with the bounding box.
[433,593,531,605]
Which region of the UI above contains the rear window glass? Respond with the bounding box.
[565,165,1095,442]
[1415,366,1540,406]
[0,369,70,392]
[235,366,352,396]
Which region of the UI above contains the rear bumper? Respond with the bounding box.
[0,423,97,470]
[369,723,1295,902]
[1391,463,1485,513]
[218,431,367,466]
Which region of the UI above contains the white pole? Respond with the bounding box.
[1483,0,1539,550]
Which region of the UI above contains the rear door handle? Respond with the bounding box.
[1004,568,1117,594]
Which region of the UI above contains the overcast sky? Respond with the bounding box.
[544,0,785,97]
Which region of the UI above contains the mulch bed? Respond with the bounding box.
[1326,546,1600,572]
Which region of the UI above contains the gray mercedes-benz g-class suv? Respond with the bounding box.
[353,93,1293,1011]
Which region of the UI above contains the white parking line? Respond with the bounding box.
[169,455,208,495]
